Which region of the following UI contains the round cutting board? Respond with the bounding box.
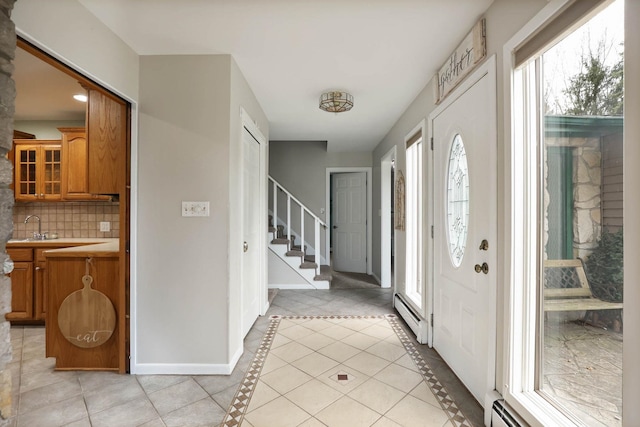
[57,275,116,348]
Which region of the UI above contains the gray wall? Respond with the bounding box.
[14,0,270,371]
[269,141,372,223]
[370,0,549,394]
[137,55,233,366]
[137,54,268,368]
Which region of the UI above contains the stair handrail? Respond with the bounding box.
[268,176,327,228]
[268,175,328,266]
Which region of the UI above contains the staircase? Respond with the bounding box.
[268,176,331,289]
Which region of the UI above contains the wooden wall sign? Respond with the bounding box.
[435,18,486,104]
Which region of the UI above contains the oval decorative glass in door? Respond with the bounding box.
[446,134,470,267]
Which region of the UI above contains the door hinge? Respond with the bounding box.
[430,137,434,150]
[430,313,434,327]
[431,225,434,238]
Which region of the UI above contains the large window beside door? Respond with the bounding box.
[508,1,624,425]
[405,129,423,308]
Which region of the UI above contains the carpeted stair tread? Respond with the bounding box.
[314,265,332,281]
[300,261,318,269]
[286,250,304,257]
[271,238,290,245]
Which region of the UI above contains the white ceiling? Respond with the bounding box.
[17,0,494,151]
[14,47,87,122]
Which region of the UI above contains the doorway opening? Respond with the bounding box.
[381,147,396,289]
[12,38,131,373]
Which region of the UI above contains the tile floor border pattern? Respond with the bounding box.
[386,315,473,427]
[221,314,472,427]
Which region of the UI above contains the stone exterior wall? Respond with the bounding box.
[546,136,602,259]
[0,0,15,424]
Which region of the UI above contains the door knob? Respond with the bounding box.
[479,239,489,251]
[333,226,338,229]
[474,263,489,274]
[243,241,249,252]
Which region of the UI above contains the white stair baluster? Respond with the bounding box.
[300,207,305,257]
[286,196,291,247]
[272,180,278,237]
[314,219,320,267]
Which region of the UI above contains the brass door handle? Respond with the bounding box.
[474,263,489,274]
[243,242,249,252]
[479,239,489,250]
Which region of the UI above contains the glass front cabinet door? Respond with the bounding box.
[13,140,62,201]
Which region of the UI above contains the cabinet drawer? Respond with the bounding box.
[8,248,33,262]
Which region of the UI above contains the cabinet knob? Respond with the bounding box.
[35,267,41,271]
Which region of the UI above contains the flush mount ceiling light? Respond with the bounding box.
[319,91,353,113]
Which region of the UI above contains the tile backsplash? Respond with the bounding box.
[12,202,119,239]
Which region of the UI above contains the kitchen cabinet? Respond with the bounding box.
[87,90,127,195]
[35,249,49,320]
[5,248,34,321]
[45,242,122,371]
[13,140,62,201]
[59,127,111,201]
[6,241,111,322]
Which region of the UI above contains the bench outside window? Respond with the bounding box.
[543,259,623,312]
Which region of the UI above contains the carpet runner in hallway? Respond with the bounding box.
[222,315,472,427]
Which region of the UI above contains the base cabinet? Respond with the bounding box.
[6,248,35,321]
[46,254,121,371]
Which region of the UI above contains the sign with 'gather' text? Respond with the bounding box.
[436,19,486,104]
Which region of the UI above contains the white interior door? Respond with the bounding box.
[241,127,261,337]
[332,172,367,273]
[432,61,497,403]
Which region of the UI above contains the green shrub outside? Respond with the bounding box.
[584,229,623,302]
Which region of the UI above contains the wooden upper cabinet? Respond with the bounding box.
[59,127,91,200]
[87,89,126,195]
[13,140,62,201]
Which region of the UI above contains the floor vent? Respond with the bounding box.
[491,400,527,427]
[393,293,428,344]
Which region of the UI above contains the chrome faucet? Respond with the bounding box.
[24,215,45,240]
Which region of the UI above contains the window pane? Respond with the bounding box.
[405,136,423,306]
[539,2,623,425]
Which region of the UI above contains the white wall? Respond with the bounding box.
[268,251,308,287]
[13,120,85,139]
[623,0,640,422]
[12,0,139,102]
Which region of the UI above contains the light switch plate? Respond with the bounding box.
[99,221,111,232]
[182,201,210,217]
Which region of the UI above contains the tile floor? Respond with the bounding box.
[6,287,483,426]
[223,315,472,427]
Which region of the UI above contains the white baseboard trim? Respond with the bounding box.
[372,273,382,285]
[269,283,315,290]
[133,362,235,375]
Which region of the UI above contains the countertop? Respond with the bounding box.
[7,238,119,257]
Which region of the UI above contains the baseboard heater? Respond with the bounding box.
[491,400,527,427]
[393,293,428,344]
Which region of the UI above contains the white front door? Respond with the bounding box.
[241,126,261,337]
[432,60,497,403]
[332,172,367,273]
